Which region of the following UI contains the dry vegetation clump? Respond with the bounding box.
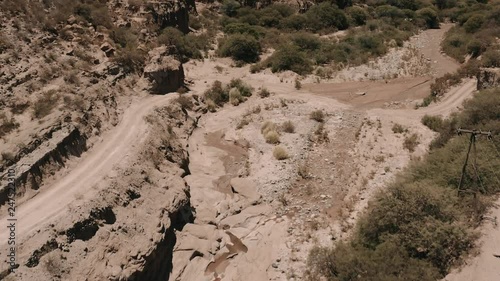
[403,133,420,152]
[175,94,193,110]
[421,115,444,132]
[310,110,325,122]
[298,163,309,179]
[265,130,280,144]
[392,123,407,134]
[259,88,271,98]
[229,88,244,106]
[273,146,289,160]
[32,90,60,119]
[0,113,20,138]
[281,120,295,133]
[204,79,253,109]
[261,121,277,135]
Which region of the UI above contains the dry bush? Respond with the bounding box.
[403,133,420,152]
[273,146,289,160]
[0,113,20,138]
[265,130,280,144]
[310,110,325,122]
[206,100,217,112]
[64,71,80,85]
[278,192,289,205]
[312,123,329,143]
[175,95,193,110]
[236,118,250,129]
[298,163,310,179]
[421,115,443,132]
[392,123,407,134]
[63,95,85,111]
[261,121,278,135]
[259,87,271,98]
[33,90,60,119]
[295,78,302,89]
[44,253,63,276]
[282,120,295,133]
[113,46,147,73]
[204,80,227,106]
[229,88,243,106]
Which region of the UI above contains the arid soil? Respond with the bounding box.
[0,23,479,281]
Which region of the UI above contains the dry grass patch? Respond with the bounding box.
[403,133,420,152]
[273,146,289,160]
[265,130,280,144]
[392,123,408,134]
[33,90,60,119]
[282,120,295,133]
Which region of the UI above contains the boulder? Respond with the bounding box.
[229,178,261,203]
[148,0,195,34]
[100,42,115,57]
[477,68,500,90]
[144,46,184,94]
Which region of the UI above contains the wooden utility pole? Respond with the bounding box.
[457,128,492,196]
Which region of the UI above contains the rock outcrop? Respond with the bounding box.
[144,46,185,94]
[477,68,500,90]
[0,125,87,206]
[148,0,195,34]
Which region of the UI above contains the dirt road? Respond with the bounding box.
[0,94,174,251]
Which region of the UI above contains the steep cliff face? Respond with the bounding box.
[0,126,87,207]
[144,46,185,94]
[477,68,500,90]
[149,0,195,33]
[3,100,203,281]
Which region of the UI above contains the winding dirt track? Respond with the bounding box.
[0,94,174,251]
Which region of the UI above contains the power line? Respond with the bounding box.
[456,128,492,197]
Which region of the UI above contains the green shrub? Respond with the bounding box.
[221,0,240,17]
[158,27,204,62]
[223,22,264,39]
[347,6,369,26]
[267,45,312,75]
[463,15,484,33]
[218,34,261,63]
[227,79,253,97]
[289,32,322,52]
[113,45,146,73]
[273,146,289,160]
[422,115,444,132]
[280,14,308,30]
[417,7,440,29]
[305,2,349,32]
